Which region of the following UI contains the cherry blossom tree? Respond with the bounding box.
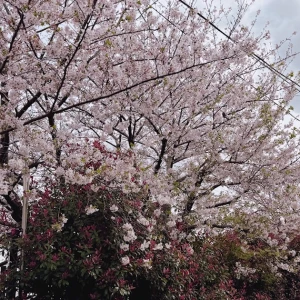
[0,0,300,298]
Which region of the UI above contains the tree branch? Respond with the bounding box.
[154,138,167,174]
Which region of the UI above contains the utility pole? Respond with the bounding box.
[20,163,30,299]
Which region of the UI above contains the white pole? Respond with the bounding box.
[21,170,30,236]
[21,164,30,275]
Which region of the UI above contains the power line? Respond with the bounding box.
[178,0,300,92]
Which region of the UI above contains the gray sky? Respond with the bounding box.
[184,0,300,112]
[245,0,300,111]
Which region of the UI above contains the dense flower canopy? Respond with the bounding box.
[0,0,300,298]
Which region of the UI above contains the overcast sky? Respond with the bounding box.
[179,0,300,113]
[244,0,300,112]
[196,0,300,72]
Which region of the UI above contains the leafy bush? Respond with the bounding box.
[2,143,300,299]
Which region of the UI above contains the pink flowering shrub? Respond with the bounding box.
[195,230,300,300]
[0,143,202,299]
[2,190,300,299]
[1,183,200,299]
[1,143,300,299]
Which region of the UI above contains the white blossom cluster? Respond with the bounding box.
[85,205,99,215]
[121,256,130,266]
[122,223,137,242]
[110,204,119,212]
[52,214,68,232]
[140,240,150,251]
[235,262,256,280]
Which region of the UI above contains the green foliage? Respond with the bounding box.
[1,178,300,299]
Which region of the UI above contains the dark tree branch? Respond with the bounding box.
[154,138,167,174]
[48,113,62,165]
[16,91,42,118]
[1,194,21,223]
[0,89,9,166]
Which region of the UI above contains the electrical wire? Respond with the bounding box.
[178,0,300,92]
